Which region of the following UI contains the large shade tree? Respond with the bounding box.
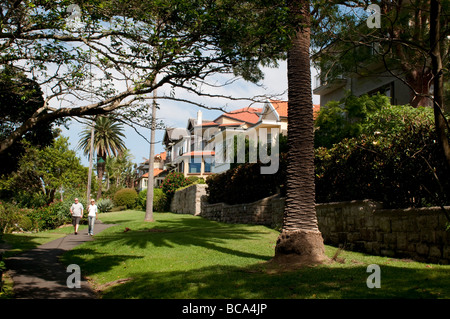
[0,0,287,155]
[0,67,60,175]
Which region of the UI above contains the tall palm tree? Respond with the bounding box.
[78,116,126,199]
[273,0,328,265]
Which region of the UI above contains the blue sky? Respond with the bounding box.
[61,61,320,166]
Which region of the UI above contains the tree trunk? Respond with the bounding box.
[86,117,95,203]
[406,69,433,107]
[96,155,106,200]
[273,0,328,266]
[430,0,450,169]
[145,89,157,222]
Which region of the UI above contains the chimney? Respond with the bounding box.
[197,110,202,126]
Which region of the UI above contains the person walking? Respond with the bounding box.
[70,198,84,235]
[87,199,98,236]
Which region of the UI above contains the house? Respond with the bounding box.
[163,111,217,179]
[209,106,263,173]
[312,32,434,109]
[136,151,168,191]
[312,65,417,108]
[162,100,320,176]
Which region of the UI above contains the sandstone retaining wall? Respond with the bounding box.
[201,196,450,264]
[170,184,207,216]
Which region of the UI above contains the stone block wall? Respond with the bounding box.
[201,196,450,264]
[200,194,280,226]
[170,184,207,216]
[316,200,450,264]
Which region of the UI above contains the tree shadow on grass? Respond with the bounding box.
[87,216,275,261]
[99,262,450,299]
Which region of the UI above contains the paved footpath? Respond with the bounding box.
[5,221,115,299]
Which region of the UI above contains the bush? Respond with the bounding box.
[137,189,147,210]
[114,188,138,209]
[206,158,286,205]
[186,176,205,185]
[314,93,390,148]
[0,202,33,234]
[28,200,74,231]
[161,172,189,198]
[97,198,114,213]
[138,188,169,212]
[315,105,450,208]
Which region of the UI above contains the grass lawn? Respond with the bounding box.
[55,210,450,299]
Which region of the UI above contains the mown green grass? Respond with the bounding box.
[59,210,450,299]
[2,224,87,258]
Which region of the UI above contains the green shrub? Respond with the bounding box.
[27,200,73,231]
[161,172,188,198]
[0,202,32,233]
[315,105,450,208]
[137,189,147,210]
[206,158,286,205]
[138,188,169,212]
[114,188,138,209]
[314,93,390,148]
[186,176,205,185]
[97,198,114,213]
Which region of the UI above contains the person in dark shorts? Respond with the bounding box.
[70,198,84,235]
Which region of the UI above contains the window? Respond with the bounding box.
[189,157,201,174]
[368,82,394,99]
[204,158,212,173]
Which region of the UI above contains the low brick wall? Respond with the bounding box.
[170,184,207,216]
[201,196,450,264]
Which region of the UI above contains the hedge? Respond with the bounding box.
[206,105,450,209]
[138,188,169,212]
[113,188,138,209]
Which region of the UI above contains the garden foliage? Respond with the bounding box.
[0,199,77,233]
[207,101,450,209]
[97,198,114,213]
[206,158,286,205]
[315,104,450,208]
[113,188,138,209]
[161,172,189,198]
[138,188,168,212]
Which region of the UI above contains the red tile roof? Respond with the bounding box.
[268,100,320,120]
[313,104,320,119]
[142,168,165,178]
[269,100,288,118]
[156,151,166,161]
[218,107,262,125]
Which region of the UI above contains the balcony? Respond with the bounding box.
[313,74,347,96]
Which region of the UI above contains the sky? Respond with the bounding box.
[61,61,320,167]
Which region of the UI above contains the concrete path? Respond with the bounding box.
[5,221,115,299]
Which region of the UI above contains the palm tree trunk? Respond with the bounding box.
[273,0,327,265]
[86,117,95,202]
[97,154,106,200]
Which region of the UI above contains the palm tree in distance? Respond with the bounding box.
[78,116,126,199]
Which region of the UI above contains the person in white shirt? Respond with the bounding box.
[87,198,98,236]
[70,198,83,235]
